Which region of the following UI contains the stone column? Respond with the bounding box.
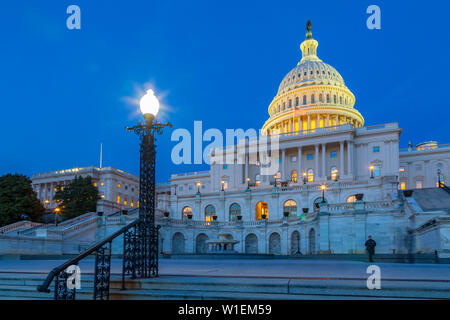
[347,141,353,178]
[281,149,286,181]
[245,154,249,183]
[322,144,326,180]
[315,144,320,179]
[326,114,330,127]
[298,146,302,177]
[317,114,321,128]
[307,114,311,131]
[340,141,345,176]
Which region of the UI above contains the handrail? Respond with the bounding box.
[37,218,141,295]
[439,183,450,194]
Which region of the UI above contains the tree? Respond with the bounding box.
[0,174,44,227]
[54,175,100,221]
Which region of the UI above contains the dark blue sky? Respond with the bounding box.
[0,1,448,182]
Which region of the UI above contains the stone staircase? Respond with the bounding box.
[0,272,449,300]
[411,188,450,211]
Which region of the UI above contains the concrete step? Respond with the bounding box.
[119,276,450,300]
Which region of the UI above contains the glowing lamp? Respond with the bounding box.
[139,89,160,116]
[321,184,326,191]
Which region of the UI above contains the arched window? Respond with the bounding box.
[311,94,315,104]
[346,195,357,203]
[339,96,343,104]
[289,99,292,107]
[256,201,269,220]
[333,95,337,103]
[319,93,323,102]
[295,97,299,106]
[313,197,327,213]
[307,169,314,182]
[326,94,330,103]
[291,170,298,183]
[229,203,241,221]
[204,205,216,222]
[303,95,307,105]
[330,166,338,181]
[182,206,192,220]
[283,200,297,217]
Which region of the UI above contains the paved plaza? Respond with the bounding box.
[0,258,448,281]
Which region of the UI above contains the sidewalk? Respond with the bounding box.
[0,258,448,281]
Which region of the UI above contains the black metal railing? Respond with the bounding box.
[36,218,159,300]
[439,183,450,194]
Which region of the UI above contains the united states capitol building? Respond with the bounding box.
[159,22,450,257]
[1,23,449,258]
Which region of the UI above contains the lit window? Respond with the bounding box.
[331,167,338,180]
[399,167,405,172]
[306,154,313,160]
[205,205,216,222]
[130,201,134,207]
[346,195,357,203]
[117,195,120,204]
[373,146,380,153]
[373,165,381,177]
[291,170,298,183]
[307,169,314,182]
[330,151,337,158]
[400,182,406,190]
[100,182,104,186]
[124,198,128,206]
[45,200,49,204]
[117,184,121,188]
[283,200,297,217]
[416,181,423,189]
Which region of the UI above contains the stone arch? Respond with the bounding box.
[290,230,301,254]
[195,233,209,254]
[313,197,328,213]
[229,203,241,221]
[172,232,185,254]
[269,232,281,255]
[283,199,298,217]
[245,233,258,254]
[308,228,316,254]
[182,206,192,219]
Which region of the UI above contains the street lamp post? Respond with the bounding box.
[437,169,442,187]
[126,89,171,278]
[321,184,326,203]
[303,171,307,184]
[54,208,60,226]
[197,182,201,194]
[370,165,375,179]
[221,180,225,191]
[246,177,251,191]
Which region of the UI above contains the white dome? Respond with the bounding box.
[277,60,346,95]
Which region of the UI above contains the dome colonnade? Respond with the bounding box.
[262,20,364,136]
